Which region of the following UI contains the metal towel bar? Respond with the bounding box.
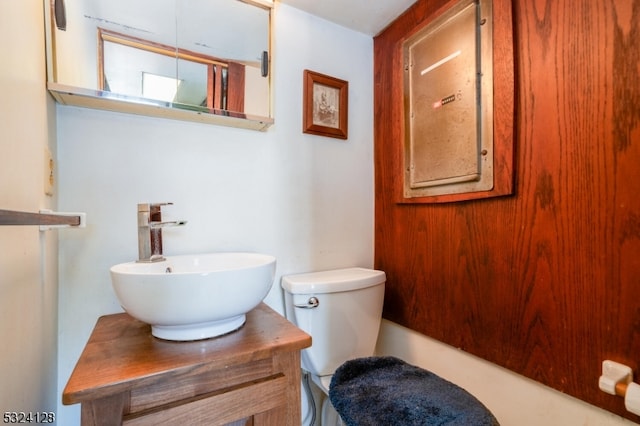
[0,209,85,230]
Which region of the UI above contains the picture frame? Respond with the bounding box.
[303,70,348,139]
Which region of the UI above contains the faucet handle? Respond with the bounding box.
[138,203,174,226]
[138,202,173,213]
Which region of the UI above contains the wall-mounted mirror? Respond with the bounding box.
[45,0,273,130]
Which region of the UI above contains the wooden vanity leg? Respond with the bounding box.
[277,350,302,426]
[80,392,127,426]
[252,350,301,426]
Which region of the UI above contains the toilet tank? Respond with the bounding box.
[281,268,386,377]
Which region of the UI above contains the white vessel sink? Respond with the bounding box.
[110,252,276,341]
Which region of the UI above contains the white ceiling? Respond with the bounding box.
[277,0,418,36]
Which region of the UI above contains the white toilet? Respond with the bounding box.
[281,267,386,426]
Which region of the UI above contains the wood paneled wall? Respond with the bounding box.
[374,0,640,420]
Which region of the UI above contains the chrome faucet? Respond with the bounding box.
[137,203,186,263]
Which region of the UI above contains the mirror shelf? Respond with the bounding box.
[48,82,274,131]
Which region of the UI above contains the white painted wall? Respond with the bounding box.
[376,320,635,425]
[55,4,374,425]
[0,0,59,419]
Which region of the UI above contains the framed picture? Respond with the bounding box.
[303,70,348,139]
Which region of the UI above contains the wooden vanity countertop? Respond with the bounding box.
[62,303,311,405]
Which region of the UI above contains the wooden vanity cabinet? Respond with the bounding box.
[63,303,311,426]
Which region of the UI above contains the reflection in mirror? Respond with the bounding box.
[99,29,243,110]
[46,0,272,129]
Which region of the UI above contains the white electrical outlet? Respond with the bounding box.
[44,148,54,196]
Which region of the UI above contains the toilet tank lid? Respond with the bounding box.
[281,267,386,294]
